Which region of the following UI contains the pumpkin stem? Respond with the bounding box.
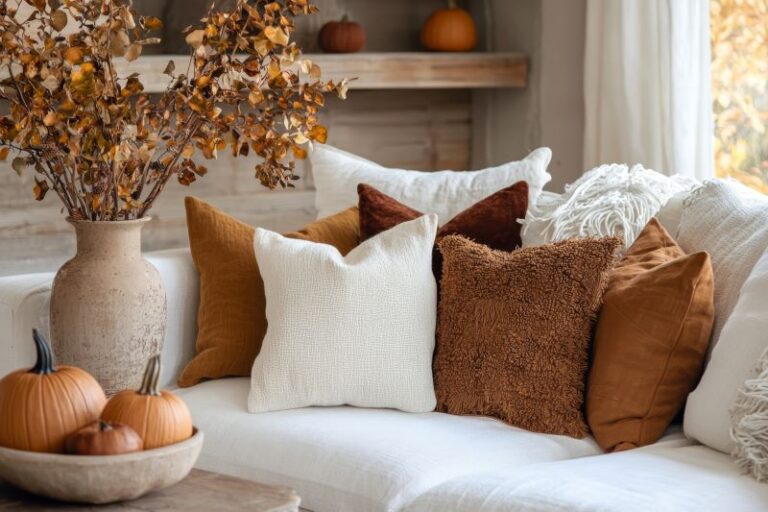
[99,420,112,432]
[447,0,458,9]
[138,354,162,396]
[341,13,349,23]
[30,329,56,375]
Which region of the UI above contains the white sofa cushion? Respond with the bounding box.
[685,246,768,453]
[310,144,552,220]
[249,215,438,413]
[402,441,768,512]
[677,181,768,351]
[177,378,603,512]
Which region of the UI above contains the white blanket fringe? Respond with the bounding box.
[521,164,695,248]
[731,347,768,481]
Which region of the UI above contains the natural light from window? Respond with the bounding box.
[711,0,768,193]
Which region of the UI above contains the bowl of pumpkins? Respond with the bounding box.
[0,330,203,504]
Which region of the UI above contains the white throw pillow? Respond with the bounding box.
[520,163,697,248]
[684,247,768,453]
[677,180,768,351]
[248,214,439,414]
[310,144,552,220]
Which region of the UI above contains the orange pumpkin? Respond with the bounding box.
[101,355,192,450]
[0,329,106,453]
[64,420,143,455]
[318,15,366,53]
[420,0,477,52]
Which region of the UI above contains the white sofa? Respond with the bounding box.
[2,248,767,511]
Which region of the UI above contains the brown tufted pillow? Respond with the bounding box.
[178,197,360,387]
[435,235,621,438]
[357,182,528,280]
[587,218,714,452]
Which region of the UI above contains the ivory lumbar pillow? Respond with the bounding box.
[248,214,439,413]
[310,144,552,220]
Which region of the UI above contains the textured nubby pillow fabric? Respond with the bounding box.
[358,181,528,278]
[731,348,768,482]
[178,197,360,387]
[677,180,768,352]
[249,215,439,413]
[587,219,715,452]
[310,144,551,220]
[521,163,696,248]
[434,235,621,437]
[685,247,768,454]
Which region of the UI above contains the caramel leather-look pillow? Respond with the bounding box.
[435,235,621,438]
[178,197,360,387]
[587,218,714,452]
[358,181,528,278]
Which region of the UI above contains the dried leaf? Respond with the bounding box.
[185,29,206,49]
[163,59,176,76]
[125,43,142,62]
[110,30,130,57]
[12,157,27,175]
[264,26,289,46]
[50,10,68,31]
[0,147,9,161]
[143,17,163,30]
[33,178,49,201]
[64,47,83,65]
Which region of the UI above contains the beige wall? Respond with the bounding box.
[480,0,586,192]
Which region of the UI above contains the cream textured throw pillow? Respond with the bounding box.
[310,144,552,220]
[520,164,697,248]
[685,247,768,454]
[677,180,768,351]
[248,214,439,413]
[731,346,768,481]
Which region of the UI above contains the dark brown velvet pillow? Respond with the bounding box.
[435,235,621,438]
[357,182,528,279]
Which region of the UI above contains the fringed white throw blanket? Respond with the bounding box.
[521,164,697,248]
[731,348,768,481]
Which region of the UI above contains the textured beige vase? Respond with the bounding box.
[50,218,166,395]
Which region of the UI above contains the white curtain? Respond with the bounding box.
[583,0,714,179]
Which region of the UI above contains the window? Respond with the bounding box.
[711,0,768,193]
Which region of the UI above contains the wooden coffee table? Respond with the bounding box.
[0,468,301,511]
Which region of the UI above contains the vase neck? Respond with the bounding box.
[70,219,148,260]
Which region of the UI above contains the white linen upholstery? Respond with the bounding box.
[178,378,603,512]
[403,441,768,512]
[0,248,198,388]
[310,144,552,220]
[250,215,438,413]
[677,181,768,352]
[685,246,768,453]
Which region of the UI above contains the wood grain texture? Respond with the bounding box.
[113,53,527,92]
[0,469,300,512]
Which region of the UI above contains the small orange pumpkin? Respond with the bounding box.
[64,420,143,455]
[318,15,366,54]
[421,0,477,52]
[101,355,192,450]
[0,329,106,453]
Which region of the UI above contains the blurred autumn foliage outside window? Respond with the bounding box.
[711,0,768,193]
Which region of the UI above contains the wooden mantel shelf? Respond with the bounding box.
[116,52,527,93]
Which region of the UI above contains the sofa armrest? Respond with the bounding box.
[0,247,200,389]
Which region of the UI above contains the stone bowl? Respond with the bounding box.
[0,428,203,504]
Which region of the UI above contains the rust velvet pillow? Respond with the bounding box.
[586,218,714,452]
[357,182,528,278]
[435,235,621,437]
[178,197,360,387]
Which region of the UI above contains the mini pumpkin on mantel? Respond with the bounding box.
[318,15,366,53]
[101,355,193,450]
[0,330,106,453]
[421,0,477,52]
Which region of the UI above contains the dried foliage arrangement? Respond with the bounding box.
[0,0,348,220]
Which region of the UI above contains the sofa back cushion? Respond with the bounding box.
[677,181,768,352]
[178,197,359,387]
[434,235,620,438]
[685,246,768,453]
[587,219,714,452]
[310,144,551,220]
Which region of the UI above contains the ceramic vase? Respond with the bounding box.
[50,218,166,395]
